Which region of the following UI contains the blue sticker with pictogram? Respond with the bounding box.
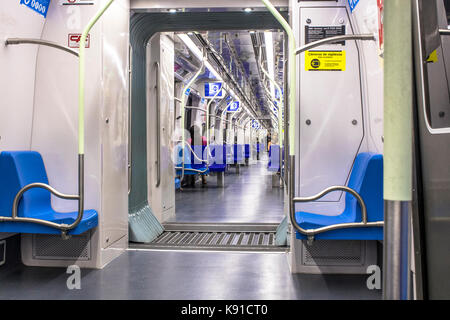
[227,101,240,112]
[20,0,51,18]
[205,82,223,98]
[348,0,359,12]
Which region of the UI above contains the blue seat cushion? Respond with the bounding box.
[295,153,383,240]
[0,151,98,235]
[268,145,281,172]
[0,210,98,235]
[295,211,383,240]
[208,145,227,172]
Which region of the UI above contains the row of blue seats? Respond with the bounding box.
[0,151,382,241]
[175,144,251,178]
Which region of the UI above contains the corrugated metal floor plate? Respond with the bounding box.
[130,224,287,252]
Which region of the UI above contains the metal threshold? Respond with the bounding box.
[129,223,288,252]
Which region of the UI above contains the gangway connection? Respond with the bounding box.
[129,223,287,252]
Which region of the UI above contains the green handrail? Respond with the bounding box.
[79,0,115,155]
[261,0,296,155]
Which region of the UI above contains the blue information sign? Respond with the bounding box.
[185,88,191,96]
[227,101,240,112]
[251,120,260,129]
[205,82,223,98]
[20,0,51,18]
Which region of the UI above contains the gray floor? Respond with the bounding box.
[169,158,285,223]
[0,250,381,299]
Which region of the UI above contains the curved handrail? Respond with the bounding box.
[5,38,79,57]
[295,34,376,55]
[0,182,80,238]
[180,52,206,182]
[220,101,241,144]
[290,185,383,241]
[3,0,115,237]
[259,52,284,149]
[206,84,225,162]
[175,166,209,174]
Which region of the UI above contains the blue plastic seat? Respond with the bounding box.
[268,145,281,172]
[175,144,209,176]
[295,153,383,240]
[208,145,227,173]
[244,144,250,159]
[0,151,98,235]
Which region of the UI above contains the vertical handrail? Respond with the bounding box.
[155,62,161,188]
[260,57,284,177]
[261,0,296,156]
[221,101,240,147]
[128,45,133,195]
[206,84,224,162]
[1,0,116,237]
[261,0,299,238]
[76,0,115,230]
[180,52,206,182]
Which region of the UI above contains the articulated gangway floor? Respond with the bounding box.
[130,223,287,252]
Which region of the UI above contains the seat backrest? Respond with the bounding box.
[345,153,383,222]
[0,151,52,218]
[191,145,208,169]
[210,145,226,165]
[269,145,280,169]
[174,144,191,166]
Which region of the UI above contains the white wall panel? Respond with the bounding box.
[0,0,46,151]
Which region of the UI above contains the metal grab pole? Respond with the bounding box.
[261,0,296,156]
[383,0,413,300]
[261,65,284,177]
[180,54,206,182]
[206,85,224,161]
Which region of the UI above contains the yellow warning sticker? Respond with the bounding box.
[427,50,438,63]
[305,50,346,71]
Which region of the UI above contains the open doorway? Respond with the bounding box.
[170,30,285,225]
[128,10,288,251]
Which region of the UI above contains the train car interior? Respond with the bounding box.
[0,0,449,301]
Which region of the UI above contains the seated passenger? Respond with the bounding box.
[187,125,208,186]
